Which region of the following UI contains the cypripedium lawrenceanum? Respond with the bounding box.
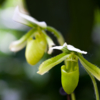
[37,43,100,94]
[9,6,55,65]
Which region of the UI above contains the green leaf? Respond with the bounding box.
[37,53,70,75]
[77,54,100,81]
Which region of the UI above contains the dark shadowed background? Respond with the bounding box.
[0,0,100,100]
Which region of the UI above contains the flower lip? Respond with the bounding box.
[13,6,47,28]
[49,43,87,54]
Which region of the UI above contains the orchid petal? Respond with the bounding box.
[67,45,87,54]
[13,6,47,28]
[9,29,36,52]
[49,43,67,51]
[77,54,100,81]
[42,31,55,54]
[50,43,87,54]
[10,40,26,52]
[37,53,70,75]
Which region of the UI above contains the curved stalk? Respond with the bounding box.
[46,26,64,45]
[71,93,76,100]
[86,70,99,100]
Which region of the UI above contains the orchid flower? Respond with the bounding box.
[37,43,100,94]
[9,6,55,65]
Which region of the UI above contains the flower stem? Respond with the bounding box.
[71,93,76,100]
[46,26,65,45]
[87,71,99,100]
[67,94,70,100]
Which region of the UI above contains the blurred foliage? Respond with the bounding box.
[0,0,5,7]
[0,0,100,100]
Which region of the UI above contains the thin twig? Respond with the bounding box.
[67,94,70,100]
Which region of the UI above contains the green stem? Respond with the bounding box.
[71,93,76,100]
[46,26,65,45]
[87,70,99,100]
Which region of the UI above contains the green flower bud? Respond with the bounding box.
[25,32,47,65]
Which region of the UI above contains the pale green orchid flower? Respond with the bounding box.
[9,6,55,65]
[37,43,100,94]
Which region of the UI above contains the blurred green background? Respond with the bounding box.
[0,0,100,100]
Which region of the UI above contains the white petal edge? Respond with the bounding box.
[9,40,26,52]
[49,43,87,54]
[67,45,87,54]
[46,36,55,54]
[13,6,47,28]
[49,43,67,52]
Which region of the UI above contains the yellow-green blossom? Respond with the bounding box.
[37,43,100,94]
[10,6,55,65]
